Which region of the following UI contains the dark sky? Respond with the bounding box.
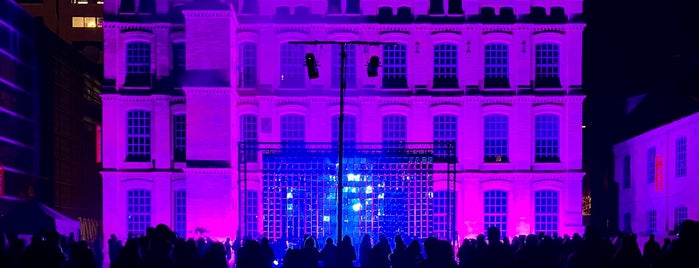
[582,0,698,229]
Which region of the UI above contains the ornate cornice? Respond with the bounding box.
[100,94,174,103]
[182,10,232,18]
[236,95,585,104]
[182,87,235,95]
[183,168,232,175]
[237,23,586,33]
[103,22,182,30]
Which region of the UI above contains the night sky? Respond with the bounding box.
[582,0,699,231]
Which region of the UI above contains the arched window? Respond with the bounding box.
[433,115,457,158]
[280,114,305,148]
[331,45,356,88]
[240,114,258,162]
[382,115,407,149]
[127,189,151,237]
[382,44,408,88]
[535,43,561,88]
[331,114,357,147]
[126,110,151,161]
[534,114,560,162]
[280,44,306,88]
[534,190,559,235]
[483,114,509,162]
[433,44,458,88]
[125,41,151,86]
[239,43,257,88]
[484,190,508,238]
[484,43,509,88]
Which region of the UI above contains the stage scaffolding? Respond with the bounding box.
[238,142,456,245]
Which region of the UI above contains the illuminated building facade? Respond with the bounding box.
[101,0,585,243]
[614,111,699,237]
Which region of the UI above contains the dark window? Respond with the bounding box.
[429,0,444,14]
[119,0,136,13]
[448,0,463,14]
[623,155,631,189]
[139,0,155,13]
[382,44,408,89]
[328,0,341,14]
[484,43,510,88]
[535,43,561,88]
[172,43,185,77]
[242,0,258,14]
[126,110,151,162]
[346,0,360,14]
[173,114,186,162]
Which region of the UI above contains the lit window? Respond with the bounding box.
[535,114,560,162]
[647,147,656,183]
[240,114,258,162]
[676,137,687,177]
[97,0,104,4]
[382,115,407,149]
[279,44,305,88]
[72,17,85,28]
[173,114,185,162]
[433,44,458,88]
[484,190,508,238]
[280,114,305,148]
[174,190,186,238]
[126,110,151,161]
[535,190,559,235]
[484,114,509,162]
[535,43,561,88]
[71,17,102,28]
[331,45,356,88]
[484,43,509,88]
[239,43,257,88]
[433,115,457,158]
[127,189,151,237]
[331,114,357,147]
[382,44,408,88]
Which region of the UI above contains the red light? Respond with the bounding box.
[96,125,102,163]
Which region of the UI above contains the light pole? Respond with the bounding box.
[289,40,395,243]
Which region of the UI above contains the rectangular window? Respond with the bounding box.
[280,44,305,88]
[647,147,656,183]
[484,190,508,238]
[535,43,561,88]
[172,43,185,77]
[675,206,688,230]
[246,190,259,238]
[127,189,151,237]
[126,42,151,75]
[484,43,510,88]
[174,190,186,238]
[126,110,151,161]
[433,190,456,240]
[484,114,509,163]
[433,115,457,159]
[623,155,631,189]
[280,114,305,148]
[535,190,559,235]
[647,210,656,235]
[328,0,341,14]
[331,114,357,147]
[239,43,257,88]
[71,17,102,28]
[535,114,560,162]
[382,115,407,149]
[448,0,464,14]
[240,114,258,162]
[676,137,687,177]
[173,114,186,162]
[433,44,458,88]
[331,45,356,88]
[429,0,445,14]
[346,0,360,14]
[241,0,258,14]
[382,44,408,88]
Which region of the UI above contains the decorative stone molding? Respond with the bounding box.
[237,95,585,104]
[182,10,233,18]
[183,87,235,95]
[183,168,232,175]
[237,23,586,33]
[104,22,177,30]
[100,95,174,103]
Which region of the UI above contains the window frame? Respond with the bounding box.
[433,43,458,88]
[484,42,510,88]
[534,190,559,235]
[127,189,151,237]
[483,113,509,163]
[381,44,408,89]
[676,136,687,177]
[126,110,151,162]
[534,42,562,88]
[382,114,408,150]
[534,114,560,163]
[484,190,508,239]
[239,42,258,88]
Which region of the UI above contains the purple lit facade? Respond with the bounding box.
[101,0,585,243]
[613,112,699,238]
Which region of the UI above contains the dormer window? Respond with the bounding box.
[118,0,155,13]
[328,0,360,14]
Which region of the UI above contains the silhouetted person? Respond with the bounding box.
[405,240,423,268]
[668,220,699,268]
[302,237,320,268]
[565,225,613,268]
[359,234,372,268]
[643,234,662,268]
[515,234,539,268]
[337,235,356,268]
[224,237,232,262]
[457,238,475,268]
[68,240,97,268]
[236,239,260,268]
[611,233,643,268]
[320,238,338,268]
[370,234,391,268]
[389,235,407,268]
[480,227,515,268]
[260,237,275,268]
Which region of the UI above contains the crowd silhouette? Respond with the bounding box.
[1,220,698,268]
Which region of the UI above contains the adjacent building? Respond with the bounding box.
[1,0,103,239]
[614,96,699,238]
[102,0,586,243]
[16,0,104,63]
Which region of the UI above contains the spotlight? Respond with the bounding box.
[305,53,319,79]
[367,56,380,77]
